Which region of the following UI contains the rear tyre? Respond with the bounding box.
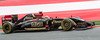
[2,22,15,34]
[61,19,74,31]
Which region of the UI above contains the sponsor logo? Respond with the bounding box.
[52,20,62,24]
[24,17,33,20]
[31,22,43,27]
[5,18,12,19]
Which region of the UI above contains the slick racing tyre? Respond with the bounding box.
[61,19,74,31]
[2,22,15,34]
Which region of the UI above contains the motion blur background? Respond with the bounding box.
[0,0,100,26]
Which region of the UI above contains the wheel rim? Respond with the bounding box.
[3,23,11,33]
[62,19,72,30]
[63,21,71,29]
[5,24,10,31]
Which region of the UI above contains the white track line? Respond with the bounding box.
[0,1,100,15]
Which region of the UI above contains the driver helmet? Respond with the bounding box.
[39,11,42,14]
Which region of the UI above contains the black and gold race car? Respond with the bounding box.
[2,12,95,34]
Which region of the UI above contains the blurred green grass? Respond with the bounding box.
[0,25,2,30]
[89,21,100,25]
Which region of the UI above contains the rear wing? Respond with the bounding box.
[2,14,18,24]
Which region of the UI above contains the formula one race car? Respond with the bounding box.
[2,12,95,34]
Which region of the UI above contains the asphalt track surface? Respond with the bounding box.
[0,27,100,40]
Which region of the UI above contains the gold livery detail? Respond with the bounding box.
[24,17,33,20]
[52,20,62,24]
[31,22,43,27]
[24,27,46,30]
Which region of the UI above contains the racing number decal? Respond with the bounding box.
[31,22,43,27]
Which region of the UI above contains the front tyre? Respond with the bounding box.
[2,22,15,34]
[61,19,74,31]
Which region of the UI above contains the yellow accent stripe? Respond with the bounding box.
[24,27,46,30]
[32,14,35,17]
